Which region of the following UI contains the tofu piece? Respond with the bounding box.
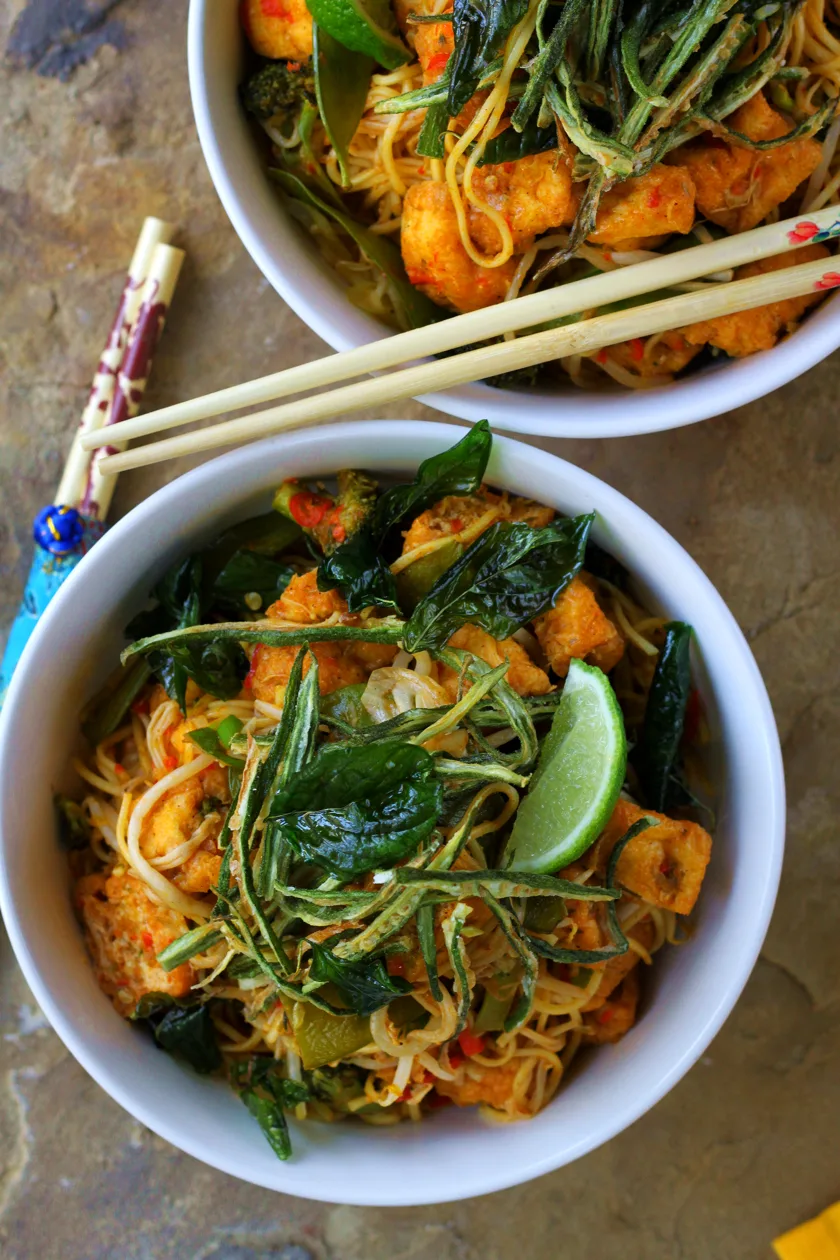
[443,623,552,698]
[596,798,713,916]
[532,575,624,678]
[581,969,640,1044]
[682,243,830,357]
[604,330,704,379]
[240,0,313,61]
[401,181,518,313]
[588,166,696,247]
[251,569,396,702]
[435,1060,521,1108]
[76,870,194,1016]
[467,150,576,254]
[671,91,822,232]
[401,490,554,553]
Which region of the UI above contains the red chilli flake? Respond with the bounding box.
[447,1046,465,1070]
[289,491,332,529]
[458,1029,485,1057]
[628,337,645,362]
[595,349,608,365]
[243,645,262,690]
[597,1008,614,1024]
[113,763,126,777]
[131,697,149,716]
[163,755,178,771]
[646,188,662,209]
[141,931,154,952]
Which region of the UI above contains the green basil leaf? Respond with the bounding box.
[201,511,302,587]
[319,683,374,730]
[309,940,410,1016]
[477,118,557,166]
[241,1090,294,1160]
[313,23,375,188]
[269,169,446,331]
[404,513,594,652]
[318,421,492,613]
[632,621,693,811]
[448,0,529,115]
[268,739,442,876]
[211,550,296,618]
[132,994,221,1075]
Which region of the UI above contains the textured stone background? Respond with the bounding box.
[1,1,839,1256]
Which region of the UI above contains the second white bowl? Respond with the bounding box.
[187,0,840,439]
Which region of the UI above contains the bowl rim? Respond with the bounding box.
[0,421,786,1203]
[186,0,840,440]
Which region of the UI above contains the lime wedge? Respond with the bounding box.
[507,659,627,874]
[306,0,411,68]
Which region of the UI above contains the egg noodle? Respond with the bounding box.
[70,467,706,1141]
[262,0,840,389]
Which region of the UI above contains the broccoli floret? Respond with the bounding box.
[241,59,316,121]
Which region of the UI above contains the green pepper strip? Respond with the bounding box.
[416,902,442,1001]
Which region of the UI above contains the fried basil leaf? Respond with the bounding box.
[267,739,442,876]
[403,513,594,652]
[132,994,222,1075]
[231,1058,311,1162]
[632,621,693,810]
[210,550,296,618]
[318,421,493,613]
[448,0,529,115]
[309,940,410,1016]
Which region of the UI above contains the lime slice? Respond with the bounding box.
[306,0,411,68]
[507,659,627,874]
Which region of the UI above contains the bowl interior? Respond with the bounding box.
[187,0,840,438]
[0,423,784,1204]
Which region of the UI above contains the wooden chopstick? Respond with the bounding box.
[81,206,840,454]
[98,253,837,475]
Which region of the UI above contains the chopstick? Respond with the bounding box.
[81,205,840,457]
[98,251,837,475]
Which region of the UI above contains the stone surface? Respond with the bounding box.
[1,1,839,1256]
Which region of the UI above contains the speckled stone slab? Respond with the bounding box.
[2,2,839,1257]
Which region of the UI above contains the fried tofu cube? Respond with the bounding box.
[444,623,552,697]
[415,12,454,83]
[467,150,576,254]
[532,575,624,677]
[597,798,712,916]
[251,570,396,702]
[240,0,313,61]
[435,1060,521,1108]
[671,92,822,232]
[402,181,517,313]
[682,243,830,357]
[588,166,696,248]
[581,969,640,1044]
[76,870,194,1016]
[401,490,554,554]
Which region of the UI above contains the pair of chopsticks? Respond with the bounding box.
[84,207,840,476]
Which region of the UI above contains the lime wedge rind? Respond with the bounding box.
[507,659,627,875]
[306,0,411,68]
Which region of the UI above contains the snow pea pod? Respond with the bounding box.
[313,24,374,188]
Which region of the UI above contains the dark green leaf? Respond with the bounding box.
[241,1090,294,1161]
[201,511,302,587]
[210,551,295,618]
[309,939,410,1016]
[448,0,528,115]
[417,99,450,158]
[268,739,442,876]
[55,795,91,850]
[477,118,557,166]
[132,994,221,1075]
[404,513,594,652]
[416,902,442,1001]
[632,622,693,810]
[318,421,492,613]
[319,683,373,730]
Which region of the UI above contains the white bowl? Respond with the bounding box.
[187,0,840,439]
[0,421,784,1204]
